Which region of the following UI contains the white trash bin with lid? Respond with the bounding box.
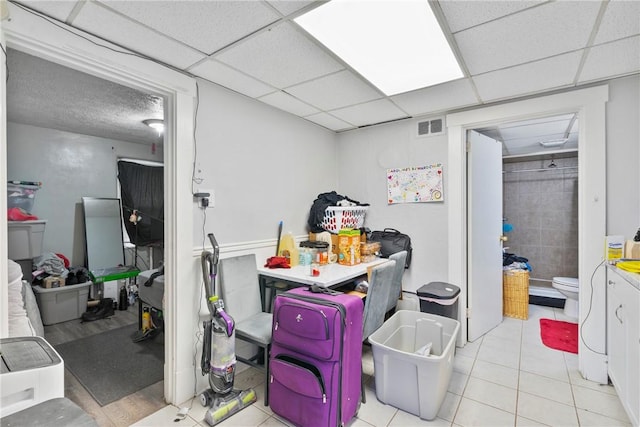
[368,310,460,420]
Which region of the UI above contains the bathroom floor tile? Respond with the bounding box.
[517,391,578,426]
[470,359,519,390]
[576,408,632,426]
[518,371,574,406]
[572,384,631,422]
[453,397,515,427]
[463,377,517,413]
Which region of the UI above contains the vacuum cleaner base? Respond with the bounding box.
[201,388,257,426]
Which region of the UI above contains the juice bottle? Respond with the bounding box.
[278,232,299,267]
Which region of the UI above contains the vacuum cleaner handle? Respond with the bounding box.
[201,320,212,375]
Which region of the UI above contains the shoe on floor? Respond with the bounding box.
[82,298,115,322]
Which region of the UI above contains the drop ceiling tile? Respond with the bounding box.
[216,22,344,89]
[439,1,543,33]
[455,1,601,75]
[500,122,570,141]
[14,0,77,21]
[189,60,275,98]
[501,114,576,129]
[258,91,319,117]
[73,2,205,70]
[329,99,408,128]
[594,0,640,45]
[304,112,354,132]
[286,70,382,111]
[391,78,478,116]
[99,0,280,55]
[267,0,317,17]
[579,36,640,83]
[473,51,582,102]
[505,137,579,157]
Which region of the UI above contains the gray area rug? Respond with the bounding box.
[54,323,163,406]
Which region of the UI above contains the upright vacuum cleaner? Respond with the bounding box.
[199,233,257,426]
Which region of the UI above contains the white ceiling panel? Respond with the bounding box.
[455,1,601,75]
[73,2,206,70]
[503,135,578,157]
[266,0,319,17]
[329,99,408,128]
[500,122,571,141]
[189,59,275,98]
[473,51,582,102]
[216,22,345,89]
[285,70,382,111]
[391,78,478,116]
[258,91,320,117]
[439,0,543,33]
[14,0,77,21]
[500,114,575,129]
[99,0,280,55]
[304,112,354,132]
[594,0,640,45]
[579,36,640,83]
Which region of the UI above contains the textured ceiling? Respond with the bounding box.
[4,0,640,152]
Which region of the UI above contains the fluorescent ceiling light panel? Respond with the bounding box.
[295,0,463,96]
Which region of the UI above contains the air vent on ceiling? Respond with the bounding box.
[416,117,445,138]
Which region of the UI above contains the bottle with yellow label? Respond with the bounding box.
[278,232,299,267]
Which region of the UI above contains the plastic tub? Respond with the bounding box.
[32,282,91,325]
[7,182,41,213]
[7,220,47,261]
[368,310,460,420]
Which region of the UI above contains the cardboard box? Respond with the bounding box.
[42,276,65,289]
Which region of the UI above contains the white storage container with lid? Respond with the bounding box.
[8,220,47,260]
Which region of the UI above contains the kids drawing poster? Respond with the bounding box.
[387,164,444,204]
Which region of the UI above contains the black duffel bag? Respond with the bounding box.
[369,228,412,268]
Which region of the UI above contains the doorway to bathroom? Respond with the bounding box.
[477,113,579,308]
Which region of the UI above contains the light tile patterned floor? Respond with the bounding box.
[132,305,631,427]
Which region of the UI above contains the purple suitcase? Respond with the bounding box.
[269,287,364,427]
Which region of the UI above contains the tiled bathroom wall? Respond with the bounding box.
[503,156,578,282]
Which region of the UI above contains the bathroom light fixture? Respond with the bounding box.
[539,138,568,148]
[143,119,164,136]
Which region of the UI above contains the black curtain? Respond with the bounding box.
[117,160,163,247]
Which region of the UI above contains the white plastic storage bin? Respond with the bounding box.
[368,310,460,421]
[0,336,64,417]
[32,282,91,325]
[7,220,47,260]
[7,182,41,213]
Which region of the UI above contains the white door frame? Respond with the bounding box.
[447,85,609,383]
[1,5,197,404]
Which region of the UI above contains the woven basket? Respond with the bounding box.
[503,270,529,320]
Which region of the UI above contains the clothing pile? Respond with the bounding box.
[503,252,532,271]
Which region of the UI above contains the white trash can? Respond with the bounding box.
[368,310,460,420]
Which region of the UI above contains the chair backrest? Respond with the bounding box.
[362,260,396,340]
[218,254,262,324]
[386,251,408,312]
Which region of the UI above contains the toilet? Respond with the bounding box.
[551,277,579,319]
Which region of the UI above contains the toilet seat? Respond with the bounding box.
[552,277,579,289]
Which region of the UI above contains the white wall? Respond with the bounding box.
[606,75,640,238]
[336,119,449,292]
[335,75,640,295]
[7,122,163,266]
[192,80,338,247]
